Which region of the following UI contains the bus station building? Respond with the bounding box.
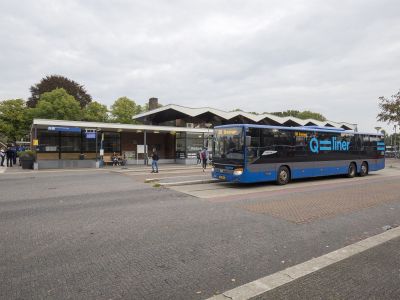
[31,98,356,169]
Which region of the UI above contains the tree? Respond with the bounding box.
[28,75,92,108]
[270,110,326,121]
[31,88,82,121]
[0,99,31,142]
[83,101,109,122]
[377,90,400,125]
[110,97,142,124]
[231,109,258,115]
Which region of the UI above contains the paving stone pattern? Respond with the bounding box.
[1,169,400,299]
[255,236,400,300]
[241,177,400,224]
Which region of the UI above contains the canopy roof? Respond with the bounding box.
[132,104,356,130]
[32,119,211,133]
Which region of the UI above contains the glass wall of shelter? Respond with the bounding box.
[35,129,120,160]
[175,132,212,159]
[34,128,211,161]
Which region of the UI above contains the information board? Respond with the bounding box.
[85,132,96,139]
[48,126,81,133]
[137,145,147,154]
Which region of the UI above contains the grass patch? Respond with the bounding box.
[153,183,161,188]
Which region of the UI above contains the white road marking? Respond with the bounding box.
[159,179,217,187]
[207,226,400,300]
[0,167,6,174]
[144,174,210,183]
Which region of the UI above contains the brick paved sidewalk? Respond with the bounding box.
[255,236,400,300]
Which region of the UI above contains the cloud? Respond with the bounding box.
[1,0,400,131]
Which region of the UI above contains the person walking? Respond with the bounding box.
[6,147,13,167]
[200,147,208,172]
[0,148,5,167]
[151,149,159,173]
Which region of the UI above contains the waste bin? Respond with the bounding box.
[79,154,85,160]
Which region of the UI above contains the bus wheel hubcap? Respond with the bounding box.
[280,171,287,181]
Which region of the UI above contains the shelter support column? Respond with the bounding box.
[144,130,147,165]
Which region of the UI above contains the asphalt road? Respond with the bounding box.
[1,165,400,299]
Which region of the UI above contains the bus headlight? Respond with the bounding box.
[233,168,243,176]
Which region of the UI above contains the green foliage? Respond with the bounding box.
[110,97,142,124]
[377,90,400,124]
[0,99,31,142]
[18,150,36,159]
[28,75,92,108]
[231,108,326,121]
[31,88,82,121]
[83,101,109,122]
[270,110,326,121]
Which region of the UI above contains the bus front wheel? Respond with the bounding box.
[277,166,290,185]
[347,163,356,178]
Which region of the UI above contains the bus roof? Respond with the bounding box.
[214,124,383,136]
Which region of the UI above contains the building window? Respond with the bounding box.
[82,133,97,152]
[37,130,59,152]
[175,132,205,158]
[176,132,186,158]
[61,133,81,152]
[186,132,204,159]
[102,132,120,153]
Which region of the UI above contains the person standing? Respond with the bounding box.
[0,148,5,167]
[11,145,17,165]
[6,147,13,167]
[151,149,159,173]
[196,150,201,165]
[201,147,208,172]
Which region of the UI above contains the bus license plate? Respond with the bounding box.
[218,175,226,180]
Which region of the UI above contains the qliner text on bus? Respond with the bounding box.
[211,124,385,185]
[310,137,351,153]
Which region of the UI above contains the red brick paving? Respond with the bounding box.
[241,177,400,224]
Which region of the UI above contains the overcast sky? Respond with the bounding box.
[1,0,400,132]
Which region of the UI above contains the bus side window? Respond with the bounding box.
[261,128,274,150]
[294,131,309,159]
[246,127,260,163]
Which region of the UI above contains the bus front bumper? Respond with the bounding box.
[212,169,242,183]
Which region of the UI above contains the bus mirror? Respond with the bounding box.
[246,136,251,146]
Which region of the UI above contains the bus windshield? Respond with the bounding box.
[213,127,244,163]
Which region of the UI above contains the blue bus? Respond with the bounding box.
[211,124,385,185]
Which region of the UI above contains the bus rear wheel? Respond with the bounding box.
[359,162,368,177]
[347,163,356,178]
[277,166,290,185]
